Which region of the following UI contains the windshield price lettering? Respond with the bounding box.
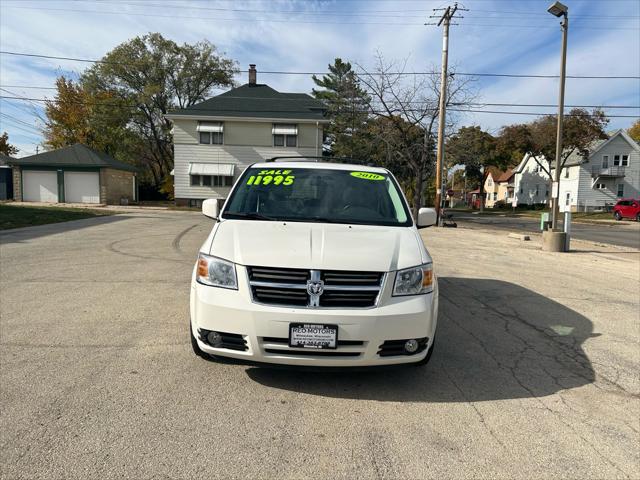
[247,169,294,186]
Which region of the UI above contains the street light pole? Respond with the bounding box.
[549,1,569,231]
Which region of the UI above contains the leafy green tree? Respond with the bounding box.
[45,33,237,187]
[446,126,500,209]
[627,119,640,143]
[527,108,608,176]
[312,58,371,160]
[0,132,19,156]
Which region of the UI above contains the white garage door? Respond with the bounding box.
[64,171,100,203]
[23,170,59,203]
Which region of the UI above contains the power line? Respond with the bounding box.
[1,4,639,29]
[1,51,639,80]
[12,0,635,20]
[0,87,636,108]
[0,95,637,118]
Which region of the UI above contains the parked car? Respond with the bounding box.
[612,199,640,221]
[190,160,439,367]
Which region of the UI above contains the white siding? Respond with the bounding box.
[172,119,324,200]
[575,134,640,211]
[173,144,318,199]
[514,155,550,205]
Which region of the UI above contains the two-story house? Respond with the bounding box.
[555,129,639,212]
[513,154,551,207]
[512,129,640,211]
[165,65,328,206]
[495,169,515,206]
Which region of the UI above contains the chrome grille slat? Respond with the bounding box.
[247,266,384,308]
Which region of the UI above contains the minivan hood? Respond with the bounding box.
[209,220,428,272]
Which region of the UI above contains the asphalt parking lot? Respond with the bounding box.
[1,212,638,479]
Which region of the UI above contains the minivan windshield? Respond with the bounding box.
[223,167,411,226]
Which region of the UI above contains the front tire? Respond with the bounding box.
[636,213,640,222]
[614,211,622,221]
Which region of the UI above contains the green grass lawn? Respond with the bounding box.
[0,204,114,230]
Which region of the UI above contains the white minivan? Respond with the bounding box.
[190,160,438,367]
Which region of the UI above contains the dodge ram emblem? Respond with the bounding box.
[307,270,324,307]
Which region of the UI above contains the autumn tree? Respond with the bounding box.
[0,132,19,156]
[312,58,371,159]
[45,33,237,187]
[628,119,640,143]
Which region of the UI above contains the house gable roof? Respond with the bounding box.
[8,144,136,172]
[167,83,327,121]
[588,129,640,156]
[496,168,514,182]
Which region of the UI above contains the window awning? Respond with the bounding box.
[189,163,235,176]
[197,122,224,133]
[272,124,298,135]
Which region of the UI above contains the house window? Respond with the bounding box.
[565,192,570,206]
[602,155,609,168]
[621,155,629,167]
[272,124,298,148]
[519,187,523,194]
[613,154,621,166]
[199,131,223,145]
[595,183,606,190]
[535,185,539,196]
[190,175,234,187]
[617,183,624,197]
[564,168,569,179]
[493,192,497,201]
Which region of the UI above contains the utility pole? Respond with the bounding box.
[430,3,464,225]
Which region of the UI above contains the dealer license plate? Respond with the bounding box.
[289,323,338,349]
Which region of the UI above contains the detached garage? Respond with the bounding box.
[9,144,137,205]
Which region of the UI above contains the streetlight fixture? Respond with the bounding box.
[542,1,569,252]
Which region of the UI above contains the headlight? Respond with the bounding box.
[392,263,433,296]
[196,253,237,289]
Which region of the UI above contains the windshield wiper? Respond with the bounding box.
[223,212,277,221]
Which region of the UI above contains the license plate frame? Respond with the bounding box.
[288,323,338,350]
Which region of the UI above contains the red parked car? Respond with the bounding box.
[612,199,640,221]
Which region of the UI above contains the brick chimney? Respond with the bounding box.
[248,64,257,85]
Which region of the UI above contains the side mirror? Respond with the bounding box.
[417,207,437,228]
[202,199,219,219]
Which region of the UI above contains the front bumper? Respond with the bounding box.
[190,267,438,367]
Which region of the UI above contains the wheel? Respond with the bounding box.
[415,337,435,366]
[636,213,640,222]
[614,211,622,221]
[190,320,210,359]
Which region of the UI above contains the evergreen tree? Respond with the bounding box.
[312,58,371,160]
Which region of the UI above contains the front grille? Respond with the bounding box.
[378,337,428,357]
[247,266,384,308]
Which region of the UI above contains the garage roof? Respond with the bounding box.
[8,144,137,172]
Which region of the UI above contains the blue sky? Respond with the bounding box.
[1,0,638,156]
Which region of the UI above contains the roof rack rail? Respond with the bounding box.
[265,156,376,166]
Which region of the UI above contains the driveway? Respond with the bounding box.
[452,211,640,249]
[1,213,638,479]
